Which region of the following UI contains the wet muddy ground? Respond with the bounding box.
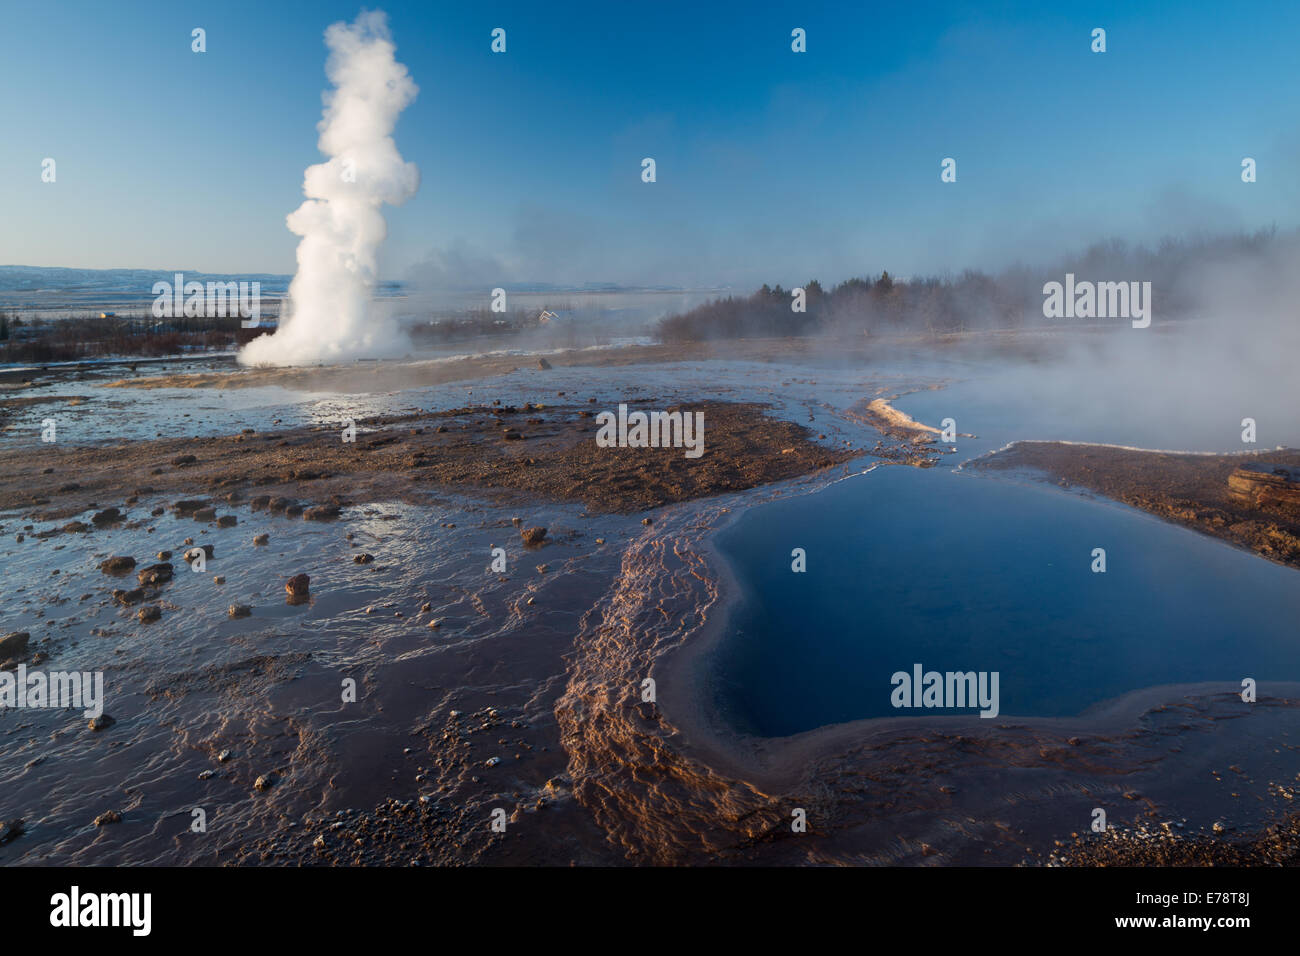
[2,338,1298,867]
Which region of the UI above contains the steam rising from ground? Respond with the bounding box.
[240,11,418,367]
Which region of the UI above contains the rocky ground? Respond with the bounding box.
[0,399,854,523]
[972,442,1300,570]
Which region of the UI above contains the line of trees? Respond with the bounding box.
[0,314,266,363]
[657,228,1290,343]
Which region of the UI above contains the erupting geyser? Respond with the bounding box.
[239,10,419,367]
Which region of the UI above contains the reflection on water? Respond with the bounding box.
[713,455,1300,737]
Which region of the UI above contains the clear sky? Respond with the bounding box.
[2,0,1296,289]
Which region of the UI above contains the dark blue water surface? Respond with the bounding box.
[712,465,1300,737]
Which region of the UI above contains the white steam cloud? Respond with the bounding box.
[240,10,418,367]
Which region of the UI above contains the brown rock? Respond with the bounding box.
[0,631,31,664]
[111,588,146,606]
[137,563,173,586]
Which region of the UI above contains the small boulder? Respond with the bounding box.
[137,563,173,586]
[93,810,123,827]
[228,604,252,619]
[91,507,122,526]
[137,605,161,623]
[521,526,547,546]
[0,819,24,845]
[99,556,137,575]
[88,714,115,731]
[0,631,31,665]
[285,573,310,597]
[302,504,341,521]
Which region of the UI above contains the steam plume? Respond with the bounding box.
[239,10,418,366]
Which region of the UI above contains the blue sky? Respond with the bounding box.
[2,0,1297,289]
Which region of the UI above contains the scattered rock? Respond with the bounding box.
[137,605,162,623]
[91,507,122,526]
[354,553,374,564]
[303,504,341,521]
[171,454,197,466]
[111,588,145,606]
[228,604,252,619]
[137,563,173,586]
[216,514,237,528]
[193,506,217,522]
[88,714,115,731]
[0,631,31,665]
[285,573,310,597]
[253,534,269,546]
[156,550,172,561]
[521,526,547,546]
[99,556,136,574]
[537,358,552,370]
[0,819,24,845]
[254,774,276,792]
[93,810,122,827]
